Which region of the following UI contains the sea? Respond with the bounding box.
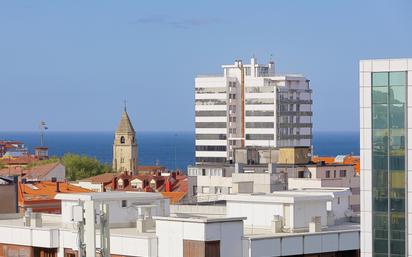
[0,131,359,171]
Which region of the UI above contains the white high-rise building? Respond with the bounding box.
[360,58,412,257]
[195,57,312,163]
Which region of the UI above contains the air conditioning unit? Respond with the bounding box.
[272,215,283,233]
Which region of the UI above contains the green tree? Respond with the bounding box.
[61,153,112,181]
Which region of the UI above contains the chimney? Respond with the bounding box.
[309,216,322,232]
[51,177,57,183]
[165,178,171,192]
[171,172,177,180]
[56,181,60,192]
[111,177,117,190]
[271,215,283,233]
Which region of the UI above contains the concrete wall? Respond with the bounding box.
[226,201,284,229]
[288,177,360,213]
[156,219,243,257]
[170,205,226,217]
[244,230,360,257]
[0,184,17,214]
[227,199,328,231]
[293,200,327,229]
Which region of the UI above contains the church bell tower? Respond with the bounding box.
[113,104,138,174]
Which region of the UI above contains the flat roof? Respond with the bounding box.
[55,191,164,201]
[221,192,332,204]
[154,216,246,224]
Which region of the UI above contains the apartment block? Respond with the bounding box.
[195,57,312,164]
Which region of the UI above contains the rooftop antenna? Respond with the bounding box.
[39,121,48,146]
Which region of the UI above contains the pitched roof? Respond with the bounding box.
[116,111,135,133]
[80,172,118,183]
[0,155,39,165]
[19,181,91,202]
[161,192,187,204]
[0,162,61,180]
[138,165,166,172]
[312,155,360,174]
[18,181,92,213]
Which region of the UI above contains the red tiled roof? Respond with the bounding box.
[138,166,166,172]
[80,172,118,183]
[18,181,92,213]
[0,155,39,165]
[161,192,187,204]
[312,155,360,174]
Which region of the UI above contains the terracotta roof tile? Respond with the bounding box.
[80,173,118,183]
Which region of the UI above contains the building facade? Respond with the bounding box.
[112,108,138,174]
[195,57,312,164]
[360,58,412,257]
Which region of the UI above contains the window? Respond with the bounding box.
[229,128,237,134]
[202,169,206,176]
[202,186,210,194]
[339,170,347,177]
[121,200,127,207]
[196,111,227,117]
[193,186,198,196]
[196,157,226,163]
[229,116,236,122]
[120,136,125,144]
[196,134,227,140]
[246,134,274,140]
[195,99,226,105]
[229,93,236,99]
[246,110,274,116]
[326,170,331,178]
[120,158,124,163]
[245,98,274,105]
[117,179,124,189]
[333,170,336,178]
[298,171,304,178]
[196,145,227,151]
[196,122,226,128]
[372,71,407,256]
[245,122,274,128]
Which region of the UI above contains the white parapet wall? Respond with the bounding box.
[244,229,360,257]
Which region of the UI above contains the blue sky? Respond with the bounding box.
[0,0,411,132]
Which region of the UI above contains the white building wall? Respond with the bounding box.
[226,201,284,228]
[156,219,243,257]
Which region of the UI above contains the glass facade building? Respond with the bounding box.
[361,59,412,257]
[372,71,407,257]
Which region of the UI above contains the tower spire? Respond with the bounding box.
[123,99,127,112]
